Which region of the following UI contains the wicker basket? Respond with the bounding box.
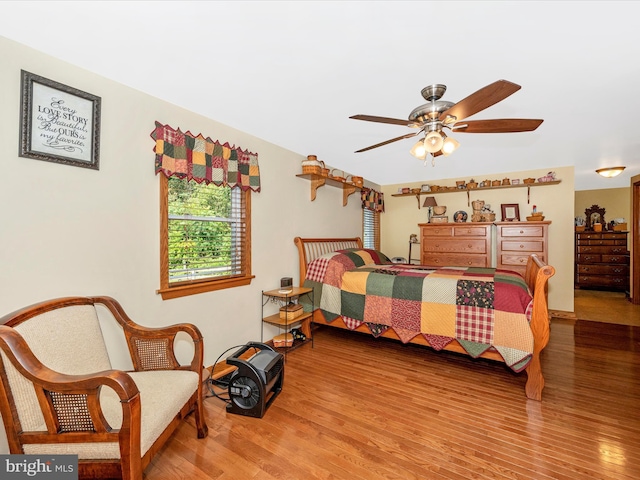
[279,303,303,320]
[273,333,293,348]
[523,178,536,184]
[330,169,345,182]
[319,160,329,176]
[301,155,322,175]
[347,175,364,187]
[492,180,502,186]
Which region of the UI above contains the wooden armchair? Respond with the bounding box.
[0,296,208,479]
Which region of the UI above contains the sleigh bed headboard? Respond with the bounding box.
[293,237,362,285]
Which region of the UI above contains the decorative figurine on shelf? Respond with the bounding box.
[454,210,468,223]
[471,200,485,222]
[532,205,537,214]
[481,203,496,222]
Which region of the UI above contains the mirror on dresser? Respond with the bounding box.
[584,204,606,231]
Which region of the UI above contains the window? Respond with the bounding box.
[363,207,380,250]
[158,175,253,300]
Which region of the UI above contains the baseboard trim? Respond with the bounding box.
[549,309,577,320]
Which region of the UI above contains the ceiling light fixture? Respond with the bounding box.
[596,166,626,178]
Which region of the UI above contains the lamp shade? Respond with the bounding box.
[442,136,460,156]
[410,139,427,160]
[596,166,625,178]
[424,131,444,153]
[422,196,437,207]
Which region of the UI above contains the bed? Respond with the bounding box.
[294,236,556,400]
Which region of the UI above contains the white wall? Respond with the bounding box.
[380,166,575,313]
[0,36,364,452]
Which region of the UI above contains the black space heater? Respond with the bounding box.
[226,342,284,418]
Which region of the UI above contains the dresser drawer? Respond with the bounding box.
[576,274,629,288]
[421,253,488,268]
[499,226,543,237]
[601,254,630,264]
[500,240,544,252]
[576,239,627,246]
[500,253,545,268]
[576,254,602,263]
[453,226,490,237]
[577,264,629,275]
[576,233,602,240]
[421,226,454,236]
[577,245,626,254]
[423,239,487,254]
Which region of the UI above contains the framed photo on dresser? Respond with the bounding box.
[501,203,520,222]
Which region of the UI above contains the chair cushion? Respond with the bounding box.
[22,369,199,458]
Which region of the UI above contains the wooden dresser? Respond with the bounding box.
[496,221,551,275]
[419,223,492,267]
[575,231,629,290]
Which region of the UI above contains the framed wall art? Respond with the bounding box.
[19,70,101,170]
[501,203,520,222]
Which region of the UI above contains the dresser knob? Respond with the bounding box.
[519,258,525,263]
[468,244,472,248]
[519,230,524,234]
[520,244,524,249]
[467,261,472,265]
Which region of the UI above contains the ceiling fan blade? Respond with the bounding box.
[355,131,420,153]
[453,118,543,133]
[439,80,521,122]
[350,114,419,127]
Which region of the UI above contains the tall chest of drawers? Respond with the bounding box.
[575,231,629,290]
[419,223,492,267]
[496,221,551,276]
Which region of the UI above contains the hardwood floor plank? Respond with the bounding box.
[144,316,640,479]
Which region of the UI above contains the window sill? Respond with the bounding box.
[157,275,255,300]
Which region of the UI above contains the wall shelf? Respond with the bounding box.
[296,173,361,206]
[392,180,562,208]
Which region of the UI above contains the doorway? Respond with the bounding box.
[633,177,640,304]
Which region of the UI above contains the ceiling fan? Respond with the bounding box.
[350,79,543,163]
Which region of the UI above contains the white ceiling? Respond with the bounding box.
[2,1,639,191]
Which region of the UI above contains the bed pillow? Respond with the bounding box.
[305,248,391,285]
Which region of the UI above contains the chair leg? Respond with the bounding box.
[195,386,208,438]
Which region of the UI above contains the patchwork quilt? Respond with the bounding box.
[302,249,534,372]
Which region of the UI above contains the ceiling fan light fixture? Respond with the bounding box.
[410,139,428,160]
[441,136,460,156]
[424,130,444,153]
[596,166,625,178]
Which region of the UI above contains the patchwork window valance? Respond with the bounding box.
[361,188,385,213]
[151,121,260,192]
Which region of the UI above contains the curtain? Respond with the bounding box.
[361,188,385,213]
[151,121,260,192]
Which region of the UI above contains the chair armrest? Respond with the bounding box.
[91,296,204,373]
[0,325,140,439]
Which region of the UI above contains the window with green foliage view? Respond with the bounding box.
[159,175,252,299]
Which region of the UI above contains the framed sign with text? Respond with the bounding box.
[19,70,101,170]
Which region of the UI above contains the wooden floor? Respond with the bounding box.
[145,305,640,479]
